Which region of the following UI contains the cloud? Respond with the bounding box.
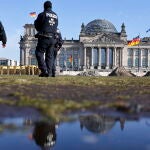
[82,135,99,144]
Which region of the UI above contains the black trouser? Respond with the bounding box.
[52,49,58,75]
[35,36,55,76]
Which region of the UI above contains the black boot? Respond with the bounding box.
[52,69,55,77]
[39,72,49,77]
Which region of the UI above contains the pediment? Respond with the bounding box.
[82,33,123,44]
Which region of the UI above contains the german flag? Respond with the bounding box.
[128,36,140,46]
[29,12,36,18]
[69,55,73,63]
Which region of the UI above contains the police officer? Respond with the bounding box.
[52,28,63,77]
[0,21,7,48]
[34,1,58,77]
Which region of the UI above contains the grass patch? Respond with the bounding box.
[0,93,101,121]
[0,75,149,87]
[0,75,149,120]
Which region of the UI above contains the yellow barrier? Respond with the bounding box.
[0,65,40,75]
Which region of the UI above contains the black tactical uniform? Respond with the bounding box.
[52,29,63,77]
[34,1,58,77]
[0,21,7,47]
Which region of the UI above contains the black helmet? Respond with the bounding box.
[44,1,52,10]
[33,121,56,149]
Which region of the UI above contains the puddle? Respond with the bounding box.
[0,113,150,150]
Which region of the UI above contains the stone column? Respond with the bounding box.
[106,47,109,69]
[64,48,67,71]
[78,49,80,70]
[90,47,94,69]
[98,47,101,69]
[83,47,86,70]
[20,48,24,66]
[133,49,135,67]
[118,48,121,67]
[24,49,26,65]
[25,48,29,65]
[113,47,116,68]
[120,48,123,67]
[148,49,150,68]
[140,49,142,68]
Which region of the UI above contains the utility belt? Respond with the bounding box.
[35,32,55,38]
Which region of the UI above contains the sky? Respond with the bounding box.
[0,0,150,62]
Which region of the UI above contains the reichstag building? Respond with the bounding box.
[19,19,150,72]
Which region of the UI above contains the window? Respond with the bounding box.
[141,49,148,67]
[128,58,133,67]
[128,49,133,68]
[142,58,148,67]
[135,49,140,56]
[0,60,8,66]
[31,58,37,65]
[135,57,139,67]
[93,48,98,66]
[128,49,133,56]
[142,49,148,56]
[101,48,106,68]
[109,48,113,68]
[30,49,35,55]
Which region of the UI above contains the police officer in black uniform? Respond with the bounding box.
[52,28,63,77]
[34,1,58,77]
[0,21,7,48]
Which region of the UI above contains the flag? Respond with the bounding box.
[29,12,36,18]
[69,55,73,63]
[146,28,150,33]
[128,36,140,46]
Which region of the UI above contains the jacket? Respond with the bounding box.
[34,8,58,35]
[0,21,7,44]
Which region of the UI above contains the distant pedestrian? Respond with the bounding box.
[0,21,7,48]
[52,28,63,77]
[34,1,58,77]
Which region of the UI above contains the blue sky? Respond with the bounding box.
[0,0,150,62]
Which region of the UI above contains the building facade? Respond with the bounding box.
[0,58,17,66]
[19,20,150,72]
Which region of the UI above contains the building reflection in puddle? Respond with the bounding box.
[79,114,127,134]
[0,113,147,150]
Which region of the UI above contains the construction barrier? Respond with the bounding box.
[0,65,40,75]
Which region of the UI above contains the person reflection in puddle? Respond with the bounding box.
[29,121,57,150]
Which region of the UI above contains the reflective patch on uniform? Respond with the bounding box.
[46,13,57,19]
[49,18,55,26]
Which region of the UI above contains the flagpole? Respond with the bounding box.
[138,44,140,72]
[138,35,141,73]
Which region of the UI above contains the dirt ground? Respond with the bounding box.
[0,77,150,118]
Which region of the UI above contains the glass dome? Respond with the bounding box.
[84,19,118,34]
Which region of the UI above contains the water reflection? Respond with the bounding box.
[0,113,150,150]
[0,118,32,133]
[32,121,57,150]
[79,114,128,133]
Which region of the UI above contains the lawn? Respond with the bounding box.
[0,75,150,120]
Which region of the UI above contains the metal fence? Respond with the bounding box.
[0,66,40,75]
